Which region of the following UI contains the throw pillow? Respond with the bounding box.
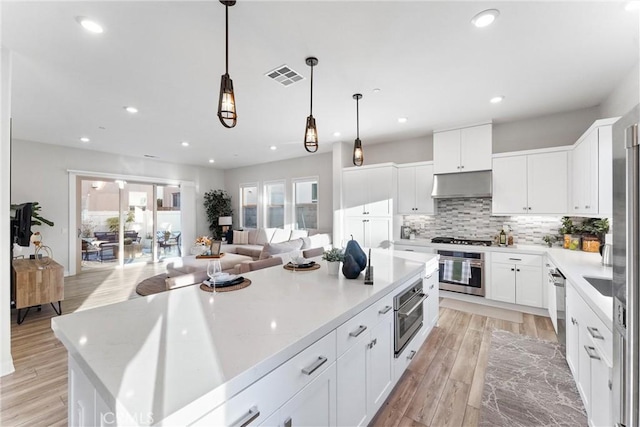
[233,230,249,245]
[259,238,304,260]
[290,229,308,240]
[301,233,331,249]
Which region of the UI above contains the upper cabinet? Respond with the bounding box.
[397,163,434,215]
[343,165,396,217]
[570,121,614,216]
[492,150,568,215]
[433,123,492,174]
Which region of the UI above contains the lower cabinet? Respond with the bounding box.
[261,363,337,427]
[425,270,439,333]
[490,253,543,308]
[566,281,613,427]
[336,300,394,426]
[344,217,392,249]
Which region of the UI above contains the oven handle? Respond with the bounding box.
[438,258,484,268]
[398,293,427,317]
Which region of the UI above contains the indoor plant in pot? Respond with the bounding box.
[322,247,344,276]
[559,216,576,249]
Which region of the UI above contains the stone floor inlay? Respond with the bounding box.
[480,329,587,427]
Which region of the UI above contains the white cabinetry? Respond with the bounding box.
[262,363,337,427]
[490,253,543,308]
[570,121,614,216]
[492,150,568,215]
[424,269,439,333]
[566,281,613,427]
[343,165,396,248]
[336,295,394,426]
[397,163,434,214]
[433,124,492,174]
[343,165,395,217]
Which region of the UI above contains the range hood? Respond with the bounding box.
[431,170,492,199]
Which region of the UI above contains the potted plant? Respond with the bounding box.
[542,235,557,248]
[559,216,575,249]
[204,189,233,240]
[322,247,345,276]
[576,218,610,252]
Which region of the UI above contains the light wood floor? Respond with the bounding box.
[370,307,558,427]
[0,265,557,427]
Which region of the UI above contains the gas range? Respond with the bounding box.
[431,236,493,247]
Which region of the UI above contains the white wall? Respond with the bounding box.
[1,47,15,376]
[359,136,433,165]
[11,139,225,273]
[599,63,639,118]
[492,106,602,153]
[224,152,333,232]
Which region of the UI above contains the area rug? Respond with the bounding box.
[479,330,587,426]
[440,298,524,323]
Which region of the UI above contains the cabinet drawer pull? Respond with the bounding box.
[407,350,417,360]
[231,406,260,427]
[378,306,392,314]
[301,356,328,375]
[404,249,415,252]
[429,284,435,290]
[508,258,522,261]
[583,345,601,360]
[426,273,432,279]
[349,325,367,337]
[587,326,605,340]
[284,417,292,427]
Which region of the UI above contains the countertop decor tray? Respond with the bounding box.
[283,262,320,271]
[196,253,226,259]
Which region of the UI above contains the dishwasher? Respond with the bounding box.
[548,266,566,347]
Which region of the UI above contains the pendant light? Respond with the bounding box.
[352,93,364,166]
[304,57,319,153]
[217,0,237,128]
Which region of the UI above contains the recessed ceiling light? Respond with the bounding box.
[270,146,277,150]
[490,96,504,104]
[76,17,104,34]
[333,132,341,137]
[124,106,138,114]
[79,137,90,143]
[471,9,500,28]
[372,88,381,93]
[398,117,408,124]
[625,1,640,11]
[181,141,189,147]
[208,159,215,164]
[144,154,158,158]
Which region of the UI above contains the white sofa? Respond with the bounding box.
[225,228,330,260]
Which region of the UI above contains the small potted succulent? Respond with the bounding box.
[322,247,345,276]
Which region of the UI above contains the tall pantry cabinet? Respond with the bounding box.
[342,164,397,248]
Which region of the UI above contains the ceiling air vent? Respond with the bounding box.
[265,65,305,87]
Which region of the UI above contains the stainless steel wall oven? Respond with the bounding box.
[394,278,426,357]
[437,250,485,296]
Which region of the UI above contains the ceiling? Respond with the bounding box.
[2,1,638,170]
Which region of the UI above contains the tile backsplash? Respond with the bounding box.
[402,198,567,245]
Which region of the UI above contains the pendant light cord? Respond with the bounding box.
[309,64,314,116]
[356,97,360,138]
[225,4,229,75]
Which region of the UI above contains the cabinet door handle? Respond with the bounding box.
[585,205,590,209]
[368,338,378,349]
[301,356,328,375]
[284,417,292,427]
[587,326,605,340]
[429,284,435,290]
[404,249,415,252]
[426,273,432,279]
[460,165,464,169]
[407,350,417,360]
[583,345,601,360]
[523,207,527,210]
[571,317,578,325]
[349,325,368,337]
[511,268,515,271]
[528,207,532,210]
[516,269,520,272]
[378,306,392,314]
[508,258,522,261]
[231,406,260,427]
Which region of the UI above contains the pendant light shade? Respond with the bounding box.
[352,93,364,166]
[218,0,237,129]
[304,57,319,153]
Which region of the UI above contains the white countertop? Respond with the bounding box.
[51,250,437,424]
[394,239,613,326]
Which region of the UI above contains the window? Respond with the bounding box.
[264,181,285,228]
[293,178,318,230]
[240,183,258,228]
[172,192,181,208]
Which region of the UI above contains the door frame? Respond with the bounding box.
[68,169,190,276]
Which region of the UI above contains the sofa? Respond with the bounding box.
[93,231,140,260]
[158,228,332,290]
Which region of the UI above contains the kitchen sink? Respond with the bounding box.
[583,276,613,297]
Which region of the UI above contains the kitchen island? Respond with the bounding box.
[52,249,438,426]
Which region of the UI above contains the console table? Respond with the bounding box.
[12,258,64,324]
